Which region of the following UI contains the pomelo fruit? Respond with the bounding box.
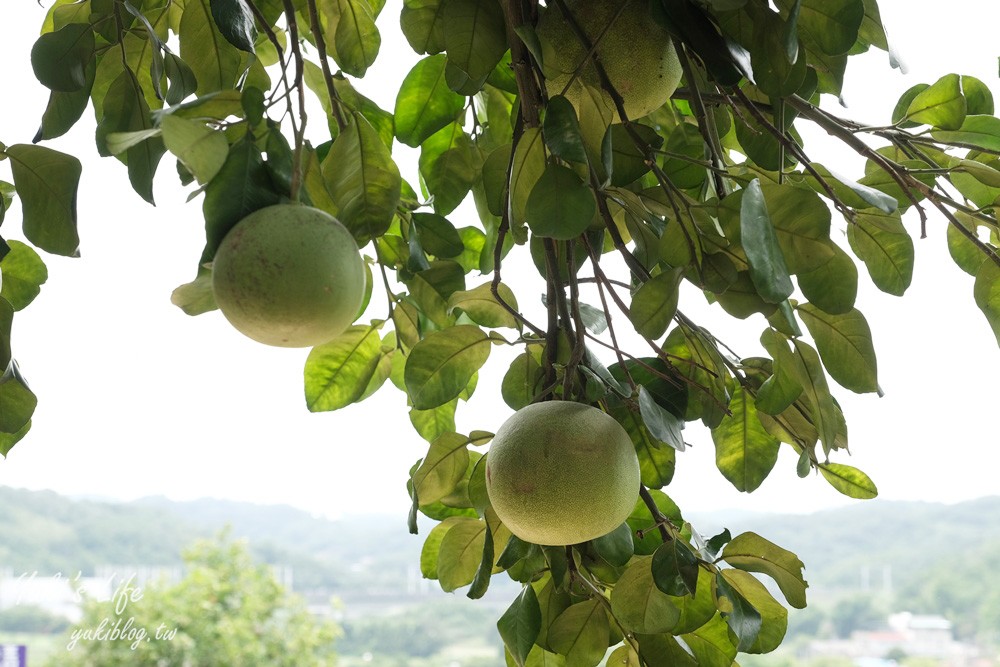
[211,204,365,348]
[537,0,683,120]
[485,401,640,546]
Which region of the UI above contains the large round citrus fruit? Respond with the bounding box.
[485,401,640,546]
[211,204,365,348]
[537,0,682,120]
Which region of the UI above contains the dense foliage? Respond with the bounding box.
[2,0,1000,664]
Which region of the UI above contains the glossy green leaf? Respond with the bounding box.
[498,585,542,667]
[0,241,48,311]
[605,123,663,187]
[394,55,466,147]
[468,521,495,599]
[629,267,683,340]
[610,556,680,634]
[611,404,675,488]
[542,96,588,164]
[775,0,864,56]
[405,325,492,409]
[164,52,199,105]
[304,325,384,412]
[34,60,95,142]
[525,164,596,240]
[847,210,914,296]
[413,432,471,506]
[420,516,459,577]
[652,538,700,597]
[200,136,281,263]
[412,212,464,258]
[180,0,242,94]
[0,419,31,458]
[0,361,37,435]
[904,73,966,131]
[323,0,381,77]
[437,516,487,591]
[715,572,762,651]
[932,115,1000,152]
[711,386,781,493]
[974,258,1000,347]
[721,532,807,609]
[637,633,698,667]
[719,569,788,653]
[638,386,685,451]
[795,243,857,315]
[591,521,634,566]
[160,114,228,185]
[750,9,806,98]
[442,0,507,86]
[209,0,255,53]
[448,282,519,329]
[501,351,545,410]
[548,599,609,667]
[797,304,878,393]
[818,462,878,499]
[3,144,81,257]
[30,22,94,92]
[741,179,794,303]
[409,399,458,443]
[324,112,402,244]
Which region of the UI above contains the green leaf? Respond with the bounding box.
[171,265,218,315]
[605,123,664,187]
[209,0,256,53]
[932,115,1000,153]
[0,361,37,435]
[543,96,588,164]
[610,556,680,634]
[419,122,480,215]
[682,613,739,667]
[795,243,858,315]
[442,0,507,86]
[413,432,471,505]
[30,22,94,92]
[721,532,808,609]
[405,325,492,409]
[629,267,683,340]
[974,258,1000,347]
[179,0,243,94]
[509,127,547,227]
[548,599,609,667]
[413,212,465,258]
[611,404,676,488]
[448,282,519,329]
[637,633,698,667]
[638,386,685,451]
[406,259,466,327]
[652,538,700,597]
[437,516,487,591]
[525,164,596,240]
[711,386,781,493]
[775,0,864,56]
[200,135,281,263]
[719,569,788,653]
[715,572,762,652]
[409,398,458,443]
[904,73,966,131]
[323,112,402,244]
[741,179,794,303]
[3,144,81,257]
[164,52,199,105]
[591,521,634,566]
[394,55,466,147]
[323,0,381,77]
[304,325,384,411]
[420,516,459,577]
[401,0,447,55]
[34,60,95,142]
[468,521,495,599]
[498,585,542,667]
[0,419,31,458]
[0,241,48,311]
[818,462,878,499]
[501,351,545,410]
[797,304,878,393]
[847,210,914,296]
[160,115,228,185]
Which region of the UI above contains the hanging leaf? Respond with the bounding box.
[498,585,542,667]
[437,516,487,591]
[405,325,492,409]
[718,569,788,654]
[0,361,37,436]
[442,0,507,87]
[419,122,481,216]
[629,267,683,340]
[394,55,466,147]
[525,164,596,240]
[509,127,547,227]
[3,144,81,257]
[903,73,966,131]
[610,556,681,634]
[400,0,448,55]
[448,282,520,329]
[715,573,762,651]
[796,304,878,393]
[974,259,1000,347]
[323,0,381,77]
[638,386,685,451]
[209,0,256,53]
[413,432,471,505]
[160,114,228,185]
[0,241,48,311]
[818,462,878,499]
[179,0,243,94]
[847,210,914,296]
[30,22,95,92]
[304,325,384,412]
[548,599,610,667]
[740,179,794,303]
[721,532,808,609]
[542,96,589,164]
[711,386,781,493]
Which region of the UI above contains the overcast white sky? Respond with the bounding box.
[0,1,998,521]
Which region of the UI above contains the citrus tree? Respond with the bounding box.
[2,0,999,664]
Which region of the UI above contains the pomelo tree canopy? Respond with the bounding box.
[2,0,999,664]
